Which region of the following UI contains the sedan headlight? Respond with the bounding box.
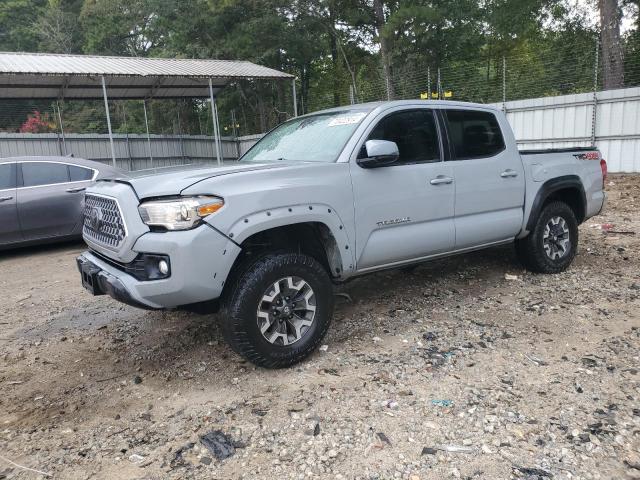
[138,196,224,231]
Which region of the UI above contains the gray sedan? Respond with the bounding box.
[0,156,121,249]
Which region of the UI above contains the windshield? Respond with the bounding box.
[241,110,369,163]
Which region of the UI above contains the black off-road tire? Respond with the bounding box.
[221,252,334,368]
[515,201,579,274]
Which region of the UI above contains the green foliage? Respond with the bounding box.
[0,0,637,135]
[0,0,47,51]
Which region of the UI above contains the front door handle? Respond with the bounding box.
[0,196,13,202]
[501,169,518,178]
[66,187,86,193]
[430,175,454,185]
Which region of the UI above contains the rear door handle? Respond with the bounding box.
[430,176,453,185]
[501,169,518,178]
[66,187,86,193]
[0,196,13,202]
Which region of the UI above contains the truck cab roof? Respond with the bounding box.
[305,99,501,117]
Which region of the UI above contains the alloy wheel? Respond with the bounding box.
[256,276,316,346]
[543,216,571,260]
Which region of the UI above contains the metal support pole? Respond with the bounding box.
[427,67,431,99]
[142,100,153,168]
[122,104,132,171]
[209,78,222,166]
[437,68,441,100]
[591,36,600,147]
[177,103,185,162]
[55,101,66,155]
[101,76,116,167]
[231,109,240,159]
[230,109,237,138]
[213,99,223,164]
[292,78,298,117]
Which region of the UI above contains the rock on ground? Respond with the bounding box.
[0,174,639,479]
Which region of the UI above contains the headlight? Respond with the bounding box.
[138,196,224,231]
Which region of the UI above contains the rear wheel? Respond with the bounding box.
[222,252,334,368]
[516,201,578,273]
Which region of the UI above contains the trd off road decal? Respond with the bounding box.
[573,152,599,160]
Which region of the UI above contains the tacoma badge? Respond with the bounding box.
[376,217,411,227]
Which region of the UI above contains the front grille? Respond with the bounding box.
[83,194,126,249]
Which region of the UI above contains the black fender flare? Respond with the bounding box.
[526,175,586,232]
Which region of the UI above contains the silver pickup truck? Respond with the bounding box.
[77,100,607,368]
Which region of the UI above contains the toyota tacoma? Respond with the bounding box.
[77,100,607,368]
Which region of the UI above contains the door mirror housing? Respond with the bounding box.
[357,140,400,168]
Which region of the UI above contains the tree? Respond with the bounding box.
[373,0,394,99]
[0,0,47,51]
[80,0,165,55]
[599,0,625,88]
[35,0,81,53]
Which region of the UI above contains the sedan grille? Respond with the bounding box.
[83,194,126,249]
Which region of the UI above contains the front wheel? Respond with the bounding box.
[515,201,579,274]
[222,252,334,368]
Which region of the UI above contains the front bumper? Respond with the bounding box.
[77,224,241,309]
[77,255,155,310]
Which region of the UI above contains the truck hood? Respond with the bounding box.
[101,162,285,198]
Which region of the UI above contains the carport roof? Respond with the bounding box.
[0,51,294,100]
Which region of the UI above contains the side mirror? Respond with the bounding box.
[357,140,399,168]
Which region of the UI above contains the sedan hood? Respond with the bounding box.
[102,162,285,198]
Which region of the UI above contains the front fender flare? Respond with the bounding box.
[222,203,356,276]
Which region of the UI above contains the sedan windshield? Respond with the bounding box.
[241,110,369,163]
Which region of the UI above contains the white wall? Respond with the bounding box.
[492,86,640,172]
[0,133,241,171]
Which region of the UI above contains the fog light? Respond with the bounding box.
[158,259,169,275]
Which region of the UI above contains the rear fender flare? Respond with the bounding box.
[525,175,586,232]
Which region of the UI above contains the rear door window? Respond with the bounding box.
[444,109,505,160]
[364,109,440,164]
[69,165,94,181]
[0,163,16,190]
[21,162,70,187]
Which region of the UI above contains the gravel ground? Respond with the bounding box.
[0,174,639,480]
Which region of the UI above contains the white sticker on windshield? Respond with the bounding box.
[328,112,366,127]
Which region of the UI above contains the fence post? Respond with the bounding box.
[55,101,67,155]
[292,78,298,117]
[56,132,63,156]
[591,35,600,147]
[502,56,507,113]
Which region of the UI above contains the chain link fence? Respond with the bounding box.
[0,34,638,139]
[311,35,640,111]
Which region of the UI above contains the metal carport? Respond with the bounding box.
[0,52,296,166]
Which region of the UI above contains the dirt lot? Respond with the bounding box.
[1,175,639,480]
